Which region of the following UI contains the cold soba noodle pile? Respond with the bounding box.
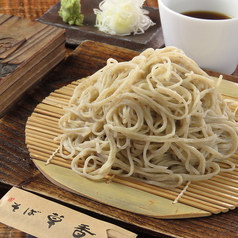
[56,47,238,188]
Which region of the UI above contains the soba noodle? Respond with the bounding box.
[57,47,238,188]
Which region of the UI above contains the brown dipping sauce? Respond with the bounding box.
[182,10,232,20]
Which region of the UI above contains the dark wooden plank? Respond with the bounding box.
[1,41,238,238]
[0,223,28,238]
[0,14,66,118]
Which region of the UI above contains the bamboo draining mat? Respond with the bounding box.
[25,72,238,219]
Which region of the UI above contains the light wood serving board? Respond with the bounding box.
[25,41,238,219]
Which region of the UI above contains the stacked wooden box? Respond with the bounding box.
[0,13,66,118]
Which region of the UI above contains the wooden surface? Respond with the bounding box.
[25,42,238,220]
[1,0,238,238]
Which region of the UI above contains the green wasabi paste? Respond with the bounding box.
[59,0,84,26]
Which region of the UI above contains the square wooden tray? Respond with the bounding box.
[37,0,164,51]
[0,14,66,118]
